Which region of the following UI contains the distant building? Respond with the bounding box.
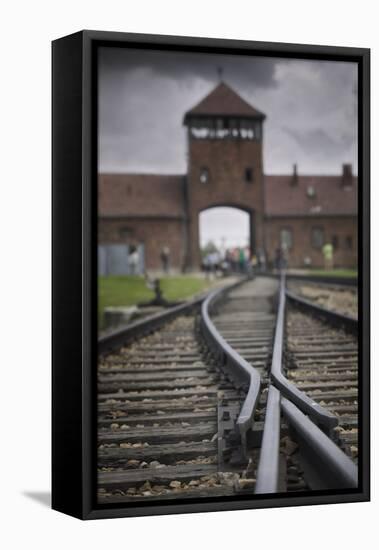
[98,82,357,274]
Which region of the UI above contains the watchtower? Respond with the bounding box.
[183,82,266,269]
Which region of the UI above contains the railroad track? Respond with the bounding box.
[208,279,310,493]
[97,275,358,504]
[284,281,359,463]
[262,276,358,492]
[97,281,254,504]
[287,279,357,319]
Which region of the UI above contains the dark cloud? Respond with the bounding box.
[99,47,279,89]
[283,127,355,160]
[98,47,358,175]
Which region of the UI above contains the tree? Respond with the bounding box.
[201,240,219,259]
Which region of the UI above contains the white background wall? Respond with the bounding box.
[1,1,376,548]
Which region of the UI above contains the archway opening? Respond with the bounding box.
[199,206,252,272]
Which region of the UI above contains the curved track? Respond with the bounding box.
[254,275,358,493]
[98,282,256,504]
[97,275,359,504]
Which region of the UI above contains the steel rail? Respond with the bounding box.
[271,273,338,432]
[99,295,205,355]
[99,278,246,354]
[99,277,257,457]
[286,289,358,335]
[285,273,357,287]
[261,272,357,287]
[201,279,261,455]
[282,397,358,489]
[254,272,286,494]
[255,272,357,493]
[254,385,281,494]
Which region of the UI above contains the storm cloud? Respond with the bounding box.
[98,47,358,176]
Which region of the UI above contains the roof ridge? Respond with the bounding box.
[184,81,265,121]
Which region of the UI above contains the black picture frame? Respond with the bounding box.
[52,30,370,520]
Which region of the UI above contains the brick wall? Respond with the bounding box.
[264,216,357,268]
[98,142,357,272]
[98,174,185,218]
[99,217,187,271]
[186,137,265,267]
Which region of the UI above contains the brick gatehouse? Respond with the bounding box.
[98,82,357,274]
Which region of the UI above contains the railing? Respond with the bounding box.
[201,279,261,456]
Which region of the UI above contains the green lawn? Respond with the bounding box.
[98,275,211,328]
[306,268,358,278]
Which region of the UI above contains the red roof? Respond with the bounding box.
[264,175,358,217]
[184,82,265,122]
[99,172,357,220]
[99,174,185,218]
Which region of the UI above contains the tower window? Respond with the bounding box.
[332,235,339,249]
[311,227,324,249]
[245,167,254,183]
[240,120,255,139]
[345,236,353,249]
[199,167,210,184]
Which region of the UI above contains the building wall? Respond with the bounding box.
[99,217,187,272]
[264,216,358,268]
[186,137,265,268]
[98,162,357,272]
[98,174,186,219]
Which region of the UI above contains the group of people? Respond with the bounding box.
[129,240,335,277]
[274,242,335,271]
[224,247,253,273]
[202,246,268,277]
[203,241,335,275]
[128,245,171,275]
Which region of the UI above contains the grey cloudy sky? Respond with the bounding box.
[98,46,358,176]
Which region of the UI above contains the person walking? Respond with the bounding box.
[128,245,139,275]
[281,243,289,270]
[203,253,216,280]
[275,247,283,271]
[247,252,257,278]
[258,249,266,272]
[238,247,246,273]
[160,246,170,274]
[322,242,334,270]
